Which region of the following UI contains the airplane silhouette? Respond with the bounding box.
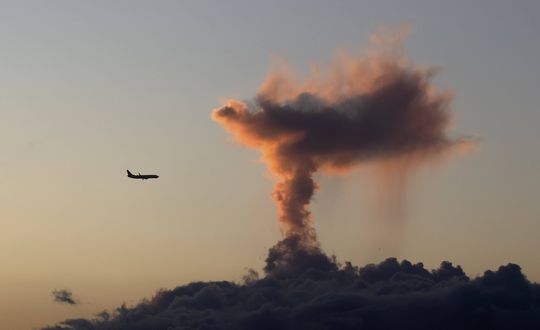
[127,170,159,180]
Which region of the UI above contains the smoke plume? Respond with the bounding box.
[39,28,540,330]
[212,27,472,245]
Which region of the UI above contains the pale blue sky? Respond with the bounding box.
[0,1,539,329]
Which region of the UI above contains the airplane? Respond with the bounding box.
[127,170,159,180]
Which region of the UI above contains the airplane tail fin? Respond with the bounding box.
[127,170,133,177]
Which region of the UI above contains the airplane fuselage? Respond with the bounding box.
[127,170,159,180]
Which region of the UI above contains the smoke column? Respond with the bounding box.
[42,29,540,330]
[212,27,472,246]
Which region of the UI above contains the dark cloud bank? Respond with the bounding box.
[42,237,540,330]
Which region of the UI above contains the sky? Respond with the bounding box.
[0,1,539,329]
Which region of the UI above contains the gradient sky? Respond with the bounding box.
[1,1,539,329]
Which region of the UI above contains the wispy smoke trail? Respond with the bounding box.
[212,26,472,243]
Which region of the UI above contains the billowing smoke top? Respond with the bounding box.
[264,233,337,279]
[212,27,472,242]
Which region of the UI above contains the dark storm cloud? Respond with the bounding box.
[41,251,540,330]
[52,289,77,305]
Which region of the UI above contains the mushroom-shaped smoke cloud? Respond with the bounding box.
[212,27,473,253]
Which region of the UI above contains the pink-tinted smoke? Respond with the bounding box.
[212,27,473,244]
